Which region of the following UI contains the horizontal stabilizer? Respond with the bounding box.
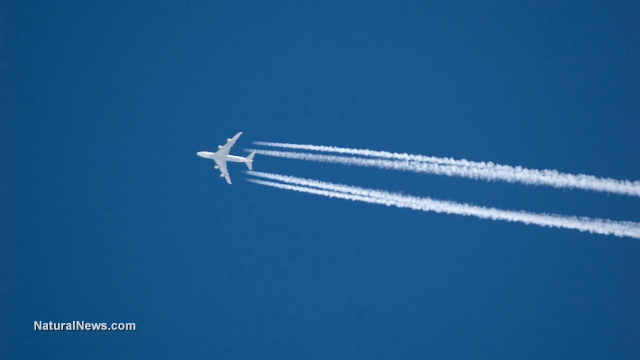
[245,152,256,170]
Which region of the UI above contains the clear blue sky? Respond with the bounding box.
[3,1,639,359]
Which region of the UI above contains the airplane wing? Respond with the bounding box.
[214,132,243,157]
[213,159,231,184]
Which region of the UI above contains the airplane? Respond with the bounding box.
[196,132,255,185]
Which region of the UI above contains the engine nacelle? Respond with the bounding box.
[218,145,223,149]
[220,174,225,177]
[227,138,232,142]
[214,165,219,169]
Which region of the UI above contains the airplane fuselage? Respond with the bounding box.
[222,154,251,163]
[196,152,250,163]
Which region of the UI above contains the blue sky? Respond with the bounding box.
[3,1,640,359]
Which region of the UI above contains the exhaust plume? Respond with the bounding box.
[247,147,640,197]
[246,171,640,239]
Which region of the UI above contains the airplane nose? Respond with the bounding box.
[196,152,207,158]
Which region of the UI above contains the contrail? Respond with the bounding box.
[246,147,640,197]
[246,171,640,239]
[254,141,500,167]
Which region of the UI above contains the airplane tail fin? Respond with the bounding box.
[245,152,255,170]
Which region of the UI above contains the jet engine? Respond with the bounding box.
[220,174,225,177]
[227,138,232,142]
[218,145,223,149]
[214,165,219,169]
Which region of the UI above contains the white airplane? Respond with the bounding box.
[196,132,255,185]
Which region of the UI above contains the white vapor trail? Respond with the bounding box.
[247,147,640,197]
[254,141,500,167]
[246,171,640,239]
